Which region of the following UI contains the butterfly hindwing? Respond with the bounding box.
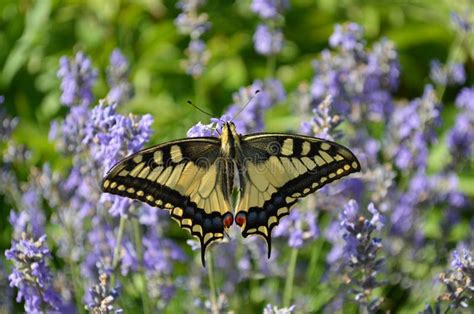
[102,138,233,265]
[235,134,360,255]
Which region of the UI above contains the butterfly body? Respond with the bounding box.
[102,122,360,265]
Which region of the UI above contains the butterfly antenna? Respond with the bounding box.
[187,100,215,118]
[187,100,223,135]
[230,90,260,122]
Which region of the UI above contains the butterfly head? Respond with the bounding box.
[220,121,238,138]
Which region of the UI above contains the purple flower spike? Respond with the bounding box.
[253,24,284,56]
[338,200,385,311]
[5,234,62,312]
[251,0,290,19]
[106,49,133,105]
[57,52,98,107]
[437,248,473,309]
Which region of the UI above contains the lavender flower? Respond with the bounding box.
[251,0,288,56]
[85,273,122,313]
[143,228,186,308]
[1,97,18,142]
[0,259,13,313]
[447,115,474,162]
[273,208,319,248]
[446,87,474,163]
[437,248,473,309]
[263,304,295,314]
[9,185,45,239]
[454,86,474,111]
[451,11,473,32]
[106,49,133,105]
[251,0,289,19]
[49,105,90,154]
[47,53,157,293]
[339,200,385,311]
[300,96,342,140]
[253,24,284,56]
[429,60,466,86]
[310,24,399,122]
[387,85,440,171]
[175,0,211,77]
[183,39,209,77]
[57,51,98,107]
[187,121,216,137]
[329,23,364,51]
[5,234,62,312]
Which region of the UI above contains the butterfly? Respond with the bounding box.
[102,121,360,266]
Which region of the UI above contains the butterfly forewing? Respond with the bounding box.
[235,133,360,255]
[102,137,232,265]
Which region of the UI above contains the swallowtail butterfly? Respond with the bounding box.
[102,122,360,265]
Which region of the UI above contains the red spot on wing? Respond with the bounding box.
[223,213,234,228]
[235,212,246,226]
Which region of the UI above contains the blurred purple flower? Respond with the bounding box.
[310,24,399,122]
[339,200,385,311]
[142,228,186,307]
[57,52,98,107]
[446,87,474,163]
[437,248,473,309]
[187,121,216,137]
[387,85,439,171]
[106,49,133,105]
[49,104,89,154]
[175,0,210,77]
[0,98,19,142]
[451,11,472,32]
[175,12,211,38]
[447,115,474,162]
[9,186,45,239]
[83,216,137,279]
[184,39,209,77]
[251,0,288,57]
[85,273,122,313]
[5,234,62,312]
[251,0,289,19]
[300,96,342,140]
[429,60,465,86]
[253,24,284,56]
[329,23,364,51]
[455,86,474,111]
[263,304,295,314]
[273,208,319,248]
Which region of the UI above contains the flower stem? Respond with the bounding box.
[111,214,127,288]
[306,238,324,291]
[69,259,85,313]
[207,250,219,314]
[283,247,298,308]
[132,217,151,314]
[266,53,277,78]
